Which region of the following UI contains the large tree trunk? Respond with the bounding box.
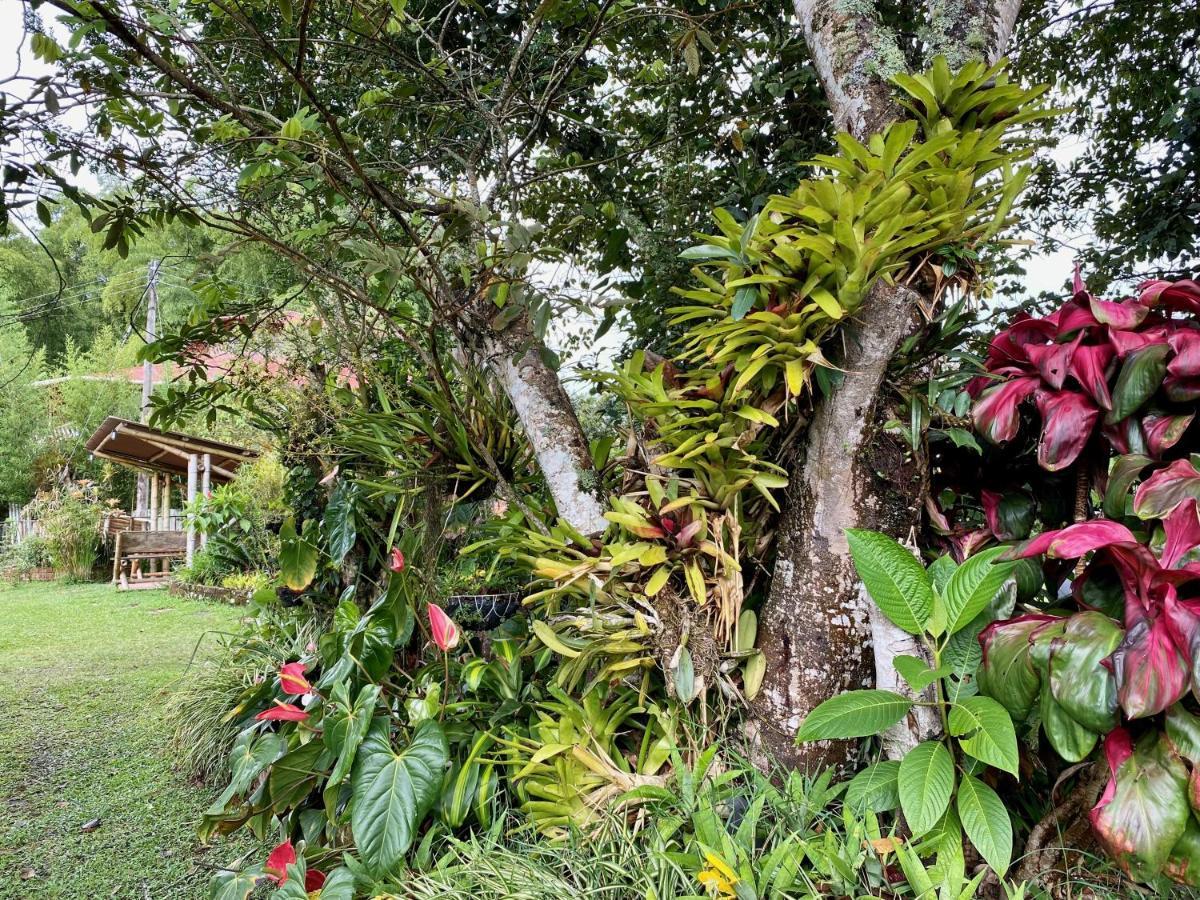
[750,0,1024,768]
[480,309,608,536]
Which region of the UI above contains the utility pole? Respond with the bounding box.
[134,260,158,517]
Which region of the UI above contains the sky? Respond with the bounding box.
[0,2,1086,374]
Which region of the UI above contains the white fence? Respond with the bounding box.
[1,502,37,546]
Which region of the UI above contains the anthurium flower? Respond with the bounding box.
[305,869,327,891]
[265,840,296,884]
[427,602,460,651]
[256,702,308,722]
[388,547,406,573]
[279,662,312,696]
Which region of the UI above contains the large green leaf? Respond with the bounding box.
[351,717,448,875]
[326,683,381,786]
[1047,611,1121,733]
[1107,343,1169,424]
[1165,815,1200,887]
[279,516,319,591]
[844,760,901,814]
[846,528,934,634]
[1039,690,1098,763]
[942,547,1014,635]
[795,690,913,741]
[957,775,1013,876]
[977,615,1056,721]
[948,695,1019,775]
[1093,735,1189,881]
[208,730,287,813]
[324,480,358,564]
[208,870,259,900]
[268,738,326,810]
[898,741,955,837]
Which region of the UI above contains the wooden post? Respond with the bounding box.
[200,453,212,548]
[186,454,198,565]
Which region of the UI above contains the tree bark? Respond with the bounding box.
[750,0,1023,768]
[479,309,608,536]
[749,281,927,768]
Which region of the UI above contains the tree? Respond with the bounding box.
[4,0,1036,772]
[1012,0,1198,286]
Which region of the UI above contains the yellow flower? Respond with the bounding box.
[696,852,739,897]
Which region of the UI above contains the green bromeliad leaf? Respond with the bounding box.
[795,690,913,741]
[898,741,955,837]
[351,717,448,876]
[846,529,933,634]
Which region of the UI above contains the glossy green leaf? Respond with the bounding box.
[943,547,1014,635]
[1106,343,1169,425]
[846,528,934,634]
[949,695,1019,775]
[795,690,913,741]
[1039,690,1098,763]
[279,516,318,591]
[268,738,326,809]
[1047,611,1121,733]
[894,654,950,693]
[844,760,901,814]
[326,683,381,786]
[324,480,358,564]
[957,775,1012,876]
[898,741,955,837]
[351,718,448,875]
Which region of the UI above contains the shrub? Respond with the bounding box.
[0,534,52,575]
[28,482,104,581]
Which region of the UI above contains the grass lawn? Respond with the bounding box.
[0,581,254,898]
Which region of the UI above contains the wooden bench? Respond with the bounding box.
[112,530,187,589]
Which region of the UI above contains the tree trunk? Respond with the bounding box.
[749,0,1025,767]
[480,309,608,536]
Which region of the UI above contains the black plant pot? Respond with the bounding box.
[444,591,523,631]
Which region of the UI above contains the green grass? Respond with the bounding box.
[0,581,256,898]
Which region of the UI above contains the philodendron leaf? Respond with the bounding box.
[326,683,381,786]
[894,654,950,693]
[351,717,448,876]
[845,760,901,814]
[324,480,358,564]
[942,547,1014,635]
[957,775,1013,876]
[208,870,260,900]
[208,730,287,814]
[846,529,934,634]
[1047,611,1122,732]
[795,690,913,742]
[279,516,318,591]
[948,695,1019,775]
[898,741,955,837]
[1092,734,1189,882]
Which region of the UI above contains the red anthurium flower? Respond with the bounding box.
[279,662,312,696]
[265,840,296,884]
[389,547,406,573]
[427,602,460,651]
[305,869,327,891]
[256,702,308,722]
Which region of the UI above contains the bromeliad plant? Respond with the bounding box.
[795,529,1020,880]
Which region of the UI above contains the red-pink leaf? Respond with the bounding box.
[981,490,1003,539]
[925,496,951,534]
[1141,279,1200,315]
[1110,325,1169,358]
[972,376,1039,445]
[1134,458,1200,520]
[1026,334,1082,390]
[1036,389,1099,471]
[1168,329,1200,378]
[1090,295,1150,329]
[1162,500,1200,569]
[1006,520,1138,560]
[1069,343,1115,409]
[1073,263,1087,298]
[950,528,992,562]
[1144,414,1194,457]
[1048,299,1098,335]
[983,313,1058,371]
[1107,606,1190,719]
[1165,375,1200,403]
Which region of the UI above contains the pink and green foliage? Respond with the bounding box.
[964,273,1200,885]
[971,271,1200,470]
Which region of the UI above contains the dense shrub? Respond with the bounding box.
[28,481,104,581]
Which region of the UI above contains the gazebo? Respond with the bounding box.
[84,417,258,588]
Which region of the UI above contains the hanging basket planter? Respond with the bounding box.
[444,591,523,631]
